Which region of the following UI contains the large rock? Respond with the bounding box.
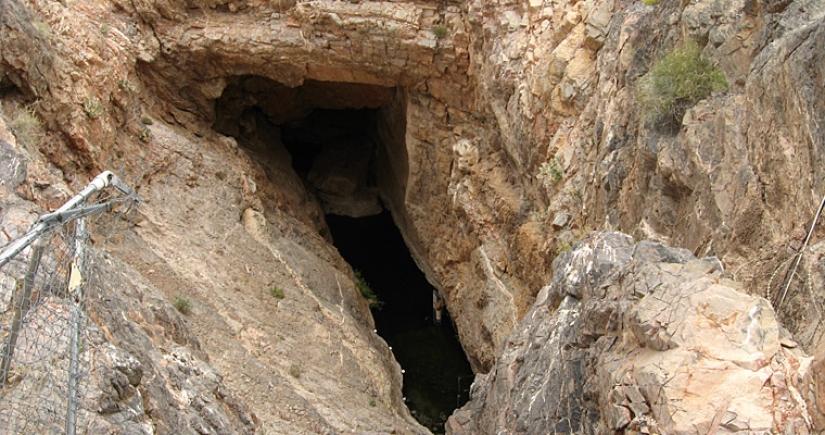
[447,231,813,435]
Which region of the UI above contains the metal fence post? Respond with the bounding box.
[65,216,87,435]
[0,236,47,383]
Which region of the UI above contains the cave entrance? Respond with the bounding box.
[214,76,473,433]
[326,212,473,434]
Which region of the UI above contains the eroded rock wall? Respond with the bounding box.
[447,231,813,434]
[3,0,825,431]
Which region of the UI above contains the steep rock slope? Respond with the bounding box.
[447,231,813,434]
[2,0,825,432]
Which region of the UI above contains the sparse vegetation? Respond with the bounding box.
[432,25,448,40]
[83,97,104,119]
[137,129,151,143]
[530,206,549,223]
[269,285,285,299]
[556,240,574,254]
[118,79,136,93]
[369,399,377,407]
[32,21,50,38]
[100,23,110,35]
[9,105,42,147]
[642,0,661,5]
[636,41,727,128]
[555,226,594,255]
[140,116,153,125]
[289,364,304,378]
[354,270,383,310]
[173,296,191,314]
[538,158,564,187]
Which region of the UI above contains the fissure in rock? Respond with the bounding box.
[214,76,473,433]
[327,212,473,433]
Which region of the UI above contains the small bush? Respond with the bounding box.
[538,158,563,187]
[83,98,104,119]
[9,105,41,147]
[289,364,304,378]
[432,25,448,40]
[642,0,661,5]
[118,79,136,93]
[32,21,50,38]
[140,116,153,125]
[636,41,727,128]
[137,129,151,143]
[269,285,285,299]
[173,296,191,314]
[369,399,377,407]
[100,23,110,35]
[354,270,383,310]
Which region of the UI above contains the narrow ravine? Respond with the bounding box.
[326,211,473,434]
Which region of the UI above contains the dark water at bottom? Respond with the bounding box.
[326,211,474,433]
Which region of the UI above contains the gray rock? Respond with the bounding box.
[447,231,811,435]
[0,139,26,192]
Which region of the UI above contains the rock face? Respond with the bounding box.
[3,0,825,432]
[447,231,813,434]
[0,185,257,434]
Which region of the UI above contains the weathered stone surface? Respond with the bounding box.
[2,0,825,431]
[0,139,26,193]
[447,231,812,434]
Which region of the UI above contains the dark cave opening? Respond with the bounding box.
[326,212,473,434]
[213,76,473,433]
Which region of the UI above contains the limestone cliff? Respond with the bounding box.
[2,0,825,432]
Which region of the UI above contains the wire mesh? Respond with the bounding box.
[0,176,139,435]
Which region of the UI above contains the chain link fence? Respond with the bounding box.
[0,172,139,435]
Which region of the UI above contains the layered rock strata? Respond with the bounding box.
[2,0,825,432]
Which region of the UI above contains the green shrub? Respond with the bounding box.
[100,23,110,35]
[9,106,41,147]
[642,0,661,5]
[32,21,50,38]
[636,41,727,128]
[83,98,104,119]
[118,79,136,93]
[432,25,448,40]
[354,270,383,310]
[289,364,304,378]
[269,285,285,299]
[137,129,151,143]
[173,296,191,314]
[140,116,153,125]
[538,158,563,187]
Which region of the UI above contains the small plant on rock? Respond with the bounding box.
[537,158,564,187]
[354,270,383,310]
[137,128,151,143]
[83,97,104,119]
[636,41,727,130]
[269,285,285,299]
[432,25,449,40]
[32,21,50,38]
[118,79,136,93]
[289,364,304,378]
[173,296,191,314]
[9,105,41,147]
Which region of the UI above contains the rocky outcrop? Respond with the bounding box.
[3,0,825,431]
[447,231,813,434]
[0,171,257,434]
